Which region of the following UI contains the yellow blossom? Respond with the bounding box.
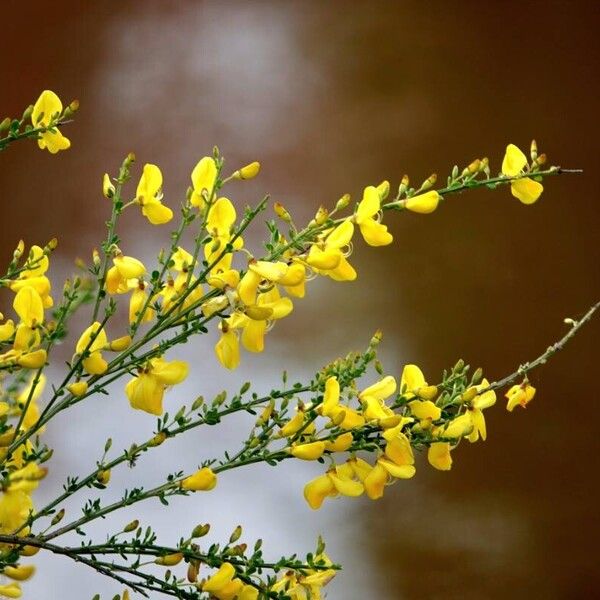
[3,565,35,581]
[405,190,441,214]
[181,467,217,491]
[32,90,70,153]
[106,255,146,294]
[355,186,393,246]
[67,381,88,397]
[305,220,356,281]
[215,328,240,370]
[502,144,543,204]
[233,161,260,180]
[0,583,21,598]
[75,322,108,375]
[505,382,536,412]
[191,156,217,208]
[290,441,326,461]
[125,357,188,415]
[135,164,173,225]
[428,442,452,470]
[0,490,33,535]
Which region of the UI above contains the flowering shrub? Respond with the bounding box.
[0,90,596,599]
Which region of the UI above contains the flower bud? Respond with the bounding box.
[155,553,183,566]
[191,523,210,538]
[102,174,115,199]
[67,381,88,397]
[233,161,260,180]
[96,469,111,485]
[51,508,65,526]
[123,519,139,533]
[273,202,292,223]
[314,205,329,225]
[109,335,132,352]
[335,193,351,211]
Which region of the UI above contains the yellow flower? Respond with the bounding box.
[106,255,146,294]
[501,144,543,204]
[363,434,416,499]
[400,364,436,399]
[191,156,218,208]
[290,441,326,461]
[428,442,452,471]
[305,220,356,281]
[233,161,261,180]
[505,382,536,412]
[355,186,393,246]
[0,583,22,598]
[181,467,217,491]
[125,357,188,415]
[76,322,108,375]
[442,413,474,439]
[0,490,33,535]
[3,565,35,581]
[466,378,496,443]
[128,280,155,325]
[13,287,43,329]
[31,90,70,153]
[405,190,441,214]
[215,328,240,370]
[135,164,173,225]
[67,381,88,397]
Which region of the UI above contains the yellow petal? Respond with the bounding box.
[363,462,388,499]
[191,156,217,202]
[150,358,188,385]
[378,457,416,479]
[325,220,354,249]
[306,246,341,271]
[408,400,441,421]
[76,322,108,354]
[360,376,396,401]
[0,583,22,598]
[3,565,35,581]
[385,434,414,466]
[238,270,261,306]
[405,191,440,214]
[502,143,527,177]
[125,374,163,415]
[290,441,326,460]
[38,130,70,154]
[358,218,393,246]
[442,413,473,438]
[136,163,163,199]
[215,330,240,370]
[329,472,364,497]
[241,319,266,353]
[13,287,43,327]
[327,254,357,281]
[304,474,335,510]
[510,177,543,205]
[321,377,340,416]
[202,562,236,594]
[324,432,353,452]
[400,364,426,396]
[142,200,173,225]
[428,442,452,470]
[113,255,145,280]
[208,197,237,235]
[32,90,63,127]
[356,186,380,223]
[181,467,217,491]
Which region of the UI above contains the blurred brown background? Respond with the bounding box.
[1,1,599,599]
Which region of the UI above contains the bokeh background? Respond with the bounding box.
[1,1,599,598]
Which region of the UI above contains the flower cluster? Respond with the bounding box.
[0,90,587,600]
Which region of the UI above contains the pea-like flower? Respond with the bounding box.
[31,90,70,154]
[125,357,188,415]
[502,143,543,204]
[135,164,173,225]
